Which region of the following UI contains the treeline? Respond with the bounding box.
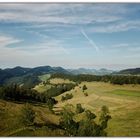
[45,83,76,98]
[1,74,41,89]
[61,93,73,101]
[0,84,57,108]
[51,73,140,85]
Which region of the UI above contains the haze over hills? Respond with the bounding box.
[114,68,140,75]
[0,66,114,83]
[1,66,140,79]
[67,68,115,75]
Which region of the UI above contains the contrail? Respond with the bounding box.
[69,5,100,52]
[80,28,99,52]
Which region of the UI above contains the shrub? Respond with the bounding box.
[21,103,35,126]
[61,93,73,102]
[65,93,73,100]
[85,110,96,120]
[84,92,88,96]
[61,96,66,102]
[76,104,85,114]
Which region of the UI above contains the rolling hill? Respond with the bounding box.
[0,66,140,87]
[0,66,70,87]
[114,68,140,75]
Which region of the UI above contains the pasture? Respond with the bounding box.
[0,77,140,136]
[53,80,140,136]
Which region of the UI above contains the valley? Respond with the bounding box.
[0,73,140,136]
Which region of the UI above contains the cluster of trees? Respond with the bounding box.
[61,93,73,102]
[0,84,57,110]
[2,75,41,89]
[19,102,111,136]
[51,73,140,85]
[46,83,76,98]
[110,76,140,85]
[59,104,111,136]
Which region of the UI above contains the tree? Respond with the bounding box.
[99,105,111,133]
[59,104,78,136]
[76,104,85,114]
[85,110,96,120]
[77,109,98,136]
[83,85,87,91]
[77,118,97,136]
[46,98,57,111]
[21,103,35,126]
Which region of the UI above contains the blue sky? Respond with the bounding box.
[0,3,140,70]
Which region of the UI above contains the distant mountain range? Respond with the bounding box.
[67,68,114,75]
[114,68,140,75]
[0,66,140,87]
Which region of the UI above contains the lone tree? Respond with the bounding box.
[82,85,87,91]
[99,105,111,132]
[76,103,85,114]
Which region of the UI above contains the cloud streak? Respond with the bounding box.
[80,28,99,52]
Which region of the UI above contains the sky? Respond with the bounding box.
[0,3,140,70]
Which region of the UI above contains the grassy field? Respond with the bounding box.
[53,80,140,136]
[49,78,75,84]
[34,74,52,93]
[0,99,61,136]
[38,74,51,82]
[33,83,52,93]
[0,77,140,136]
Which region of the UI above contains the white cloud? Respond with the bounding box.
[20,40,70,55]
[89,20,140,33]
[0,4,139,34]
[0,4,125,25]
[0,34,70,68]
[0,35,22,47]
[0,34,69,55]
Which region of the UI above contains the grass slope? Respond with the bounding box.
[1,77,140,136]
[53,81,140,136]
[38,74,51,82]
[0,99,61,136]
